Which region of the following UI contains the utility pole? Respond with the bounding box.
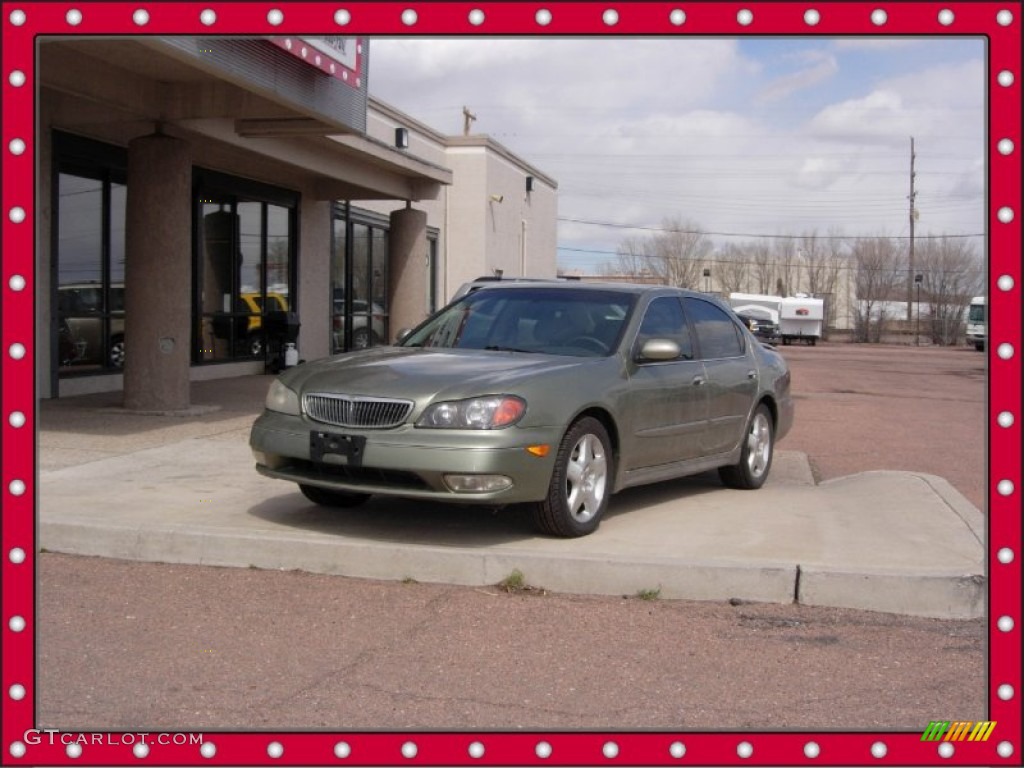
[907,136,916,322]
[462,106,477,136]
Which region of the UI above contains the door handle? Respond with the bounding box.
[692,376,706,387]
[747,370,758,380]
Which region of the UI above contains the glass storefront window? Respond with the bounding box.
[195,180,296,364]
[331,208,392,353]
[56,172,127,374]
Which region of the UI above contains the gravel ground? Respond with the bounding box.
[36,342,988,731]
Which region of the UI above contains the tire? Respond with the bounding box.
[719,403,774,490]
[109,335,125,368]
[531,416,613,537]
[299,484,371,508]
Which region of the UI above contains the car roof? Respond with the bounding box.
[462,280,712,299]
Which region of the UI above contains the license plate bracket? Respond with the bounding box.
[310,431,366,466]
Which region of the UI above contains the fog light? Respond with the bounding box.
[444,474,513,493]
[252,449,287,470]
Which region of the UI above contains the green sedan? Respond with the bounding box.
[250,282,794,537]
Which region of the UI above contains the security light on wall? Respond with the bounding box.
[489,194,504,203]
[395,127,410,149]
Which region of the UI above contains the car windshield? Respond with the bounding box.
[400,287,635,357]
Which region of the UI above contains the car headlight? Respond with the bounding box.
[265,379,301,415]
[417,395,526,429]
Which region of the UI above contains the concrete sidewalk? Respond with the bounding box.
[38,377,985,620]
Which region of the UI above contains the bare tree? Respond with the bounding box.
[774,238,799,297]
[614,216,711,289]
[750,239,775,294]
[716,243,750,296]
[852,236,905,342]
[917,236,985,345]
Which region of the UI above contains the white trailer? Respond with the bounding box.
[779,295,824,345]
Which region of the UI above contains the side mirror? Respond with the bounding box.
[638,338,681,362]
[395,328,413,344]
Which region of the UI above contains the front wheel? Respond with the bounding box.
[299,484,371,508]
[719,403,774,490]
[531,416,613,537]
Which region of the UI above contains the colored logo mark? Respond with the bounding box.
[922,721,997,742]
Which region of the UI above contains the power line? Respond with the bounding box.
[558,216,984,241]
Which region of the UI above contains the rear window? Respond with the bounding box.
[684,297,745,359]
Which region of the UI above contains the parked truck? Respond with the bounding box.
[966,296,985,351]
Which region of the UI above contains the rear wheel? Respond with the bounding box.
[532,417,613,537]
[719,403,774,490]
[299,484,371,508]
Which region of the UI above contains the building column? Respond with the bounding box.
[388,205,429,340]
[123,133,192,411]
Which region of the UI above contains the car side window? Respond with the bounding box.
[636,297,693,360]
[684,297,745,359]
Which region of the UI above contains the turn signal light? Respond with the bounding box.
[526,444,550,457]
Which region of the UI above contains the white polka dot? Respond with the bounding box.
[9,274,26,291]
[669,9,686,25]
[9,742,26,758]
[804,742,820,758]
[996,411,1014,427]
[9,70,26,87]
[267,741,283,758]
[669,742,686,758]
[737,9,753,25]
[603,741,619,758]
[468,741,485,758]
[536,741,552,759]
[996,9,1014,26]
[804,9,820,26]
[603,9,619,26]
[997,206,1015,223]
[267,9,283,25]
[9,548,26,564]
[401,9,417,25]
[66,8,82,25]
[9,479,26,496]
[9,343,26,360]
[9,616,26,632]
[9,206,26,223]
[9,9,26,25]
[997,343,1014,360]
[334,9,351,25]
[536,9,552,25]
[199,8,216,25]
[938,741,954,758]
[133,743,150,758]
[997,274,1015,291]
[998,138,1015,155]
[938,9,954,25]
[66,743,82,759]
[997,479,1015,496]
[997,741,1014,758]
[871,741,887,758]
[401,742,417,759]
[737,741,753,758]
[468,9,484,25]
[200,742,216,758]
[9,411,26,428]
[334,742,351,758]
[998,70,1015,87]
[8,684,25,700]
[998,683,1014,700]
[998,547,1015,564]
[997,615,1014,632]
[133,8,149,25]
[8,138,26,156]
[871,9,887,25]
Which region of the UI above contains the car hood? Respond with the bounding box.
[280,346,599,403]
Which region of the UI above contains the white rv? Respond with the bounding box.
[966,296,985,351]
[778,295,824,345]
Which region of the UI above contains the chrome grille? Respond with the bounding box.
[303,393,413,429]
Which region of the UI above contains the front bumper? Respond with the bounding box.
[250,410,562,503]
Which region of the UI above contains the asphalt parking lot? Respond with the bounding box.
[35,342,987,732]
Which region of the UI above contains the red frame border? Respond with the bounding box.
[2,2,1020,766]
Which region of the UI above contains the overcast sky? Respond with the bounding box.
[367,37,986,273]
